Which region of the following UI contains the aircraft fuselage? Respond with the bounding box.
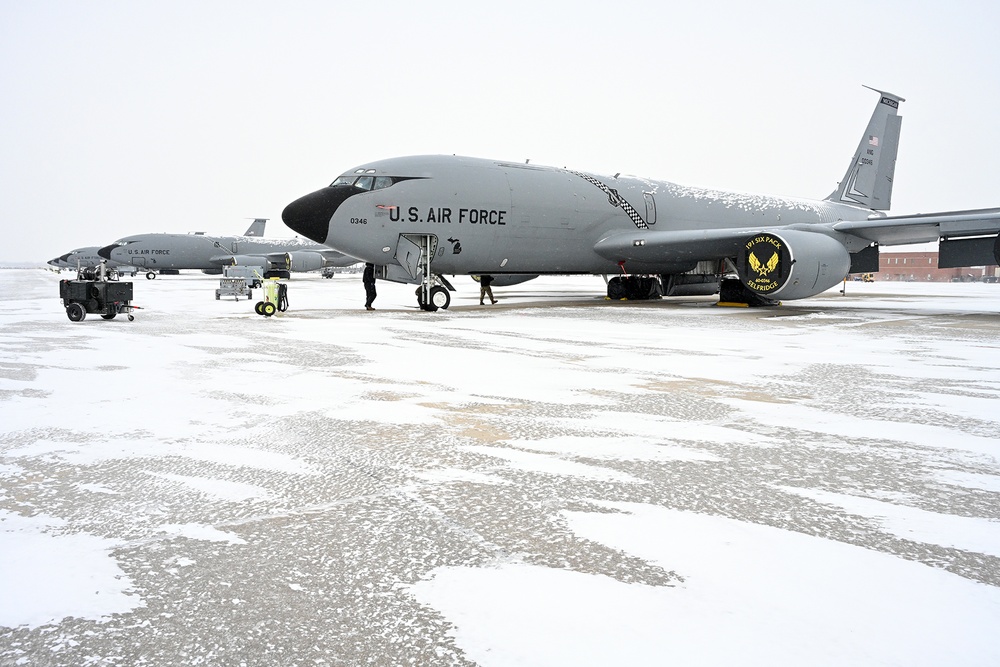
[282,155,870,276]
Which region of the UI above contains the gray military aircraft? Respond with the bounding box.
[281,87,1000,311]
[48,247,136,275]
[51,218,269,277]
[98,219,358,280]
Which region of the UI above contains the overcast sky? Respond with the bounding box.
[3,0,999,263]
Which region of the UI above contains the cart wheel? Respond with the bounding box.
[262,302,277,317]
[101,311,117,320]
[128,314,135,321]
[66,303,86,322]
[254,301,265,315]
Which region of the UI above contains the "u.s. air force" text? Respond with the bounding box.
[389,206,506,225]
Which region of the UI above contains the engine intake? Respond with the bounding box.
[736,230,850,300]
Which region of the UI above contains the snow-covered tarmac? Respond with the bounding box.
[2,268,999,666]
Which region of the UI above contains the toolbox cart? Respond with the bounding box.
[215,265,262,301]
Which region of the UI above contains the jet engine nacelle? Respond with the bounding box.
[736,230,850,300]
[283,251,325,273]
[229,255,268,269]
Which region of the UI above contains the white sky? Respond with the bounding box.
[3,0,999,263]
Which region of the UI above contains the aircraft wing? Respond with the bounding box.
[594,207,1000,265]
[832,208,1000,246]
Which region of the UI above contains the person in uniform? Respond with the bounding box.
[479,274,497,305]
[363,263,377,310]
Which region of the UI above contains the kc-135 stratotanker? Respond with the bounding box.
[98,218,357,280]
[281,88,1000,311]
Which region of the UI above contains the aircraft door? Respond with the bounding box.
[131,257,147,267]
[395,234,437,279]
[643,193,657,225]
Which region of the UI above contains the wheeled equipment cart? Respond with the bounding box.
[59,264,137,322]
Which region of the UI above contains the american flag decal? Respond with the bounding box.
[868,135,879,146]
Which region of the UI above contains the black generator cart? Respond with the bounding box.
[59,264,137,322]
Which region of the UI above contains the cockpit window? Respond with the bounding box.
[330,174,397,190]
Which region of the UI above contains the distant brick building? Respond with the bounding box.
[874,251,999,282]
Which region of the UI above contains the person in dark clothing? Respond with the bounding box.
[363,263,377,310]
[479,274,497,305]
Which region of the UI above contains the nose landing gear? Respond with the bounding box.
[416,283,451,311]
[399,233,455,312]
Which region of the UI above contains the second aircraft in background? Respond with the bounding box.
[98,218,358,279]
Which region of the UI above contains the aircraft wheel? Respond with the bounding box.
[262,302,277,317]
[66,303,86,322]
[146,271,156,280]
[254,301,265,315]
[429,286,450,310]
[415,288,433,311]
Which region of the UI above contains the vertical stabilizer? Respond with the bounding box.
[243,218,268,236]
[826,87,904,211]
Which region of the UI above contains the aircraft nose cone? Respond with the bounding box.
[282,186,357,245]
[97,244,117,260]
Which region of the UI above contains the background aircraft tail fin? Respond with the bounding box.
[826,87,904,211]
[243,218,268,236]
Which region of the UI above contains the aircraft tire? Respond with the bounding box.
[262,302,276,317]
[429,286,450,310]
[146,272,156,280]
[66,303,86,322]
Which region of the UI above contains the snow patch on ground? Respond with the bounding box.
[0,510,143,629]
[777,485,1000,557]
[411,502,1000,666]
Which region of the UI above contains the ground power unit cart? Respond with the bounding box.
[59,264,137,322]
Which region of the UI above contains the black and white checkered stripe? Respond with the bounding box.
[567,170,648,230]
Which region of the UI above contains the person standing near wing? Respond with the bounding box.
[363,263,377,310]
[479,274,497,305]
